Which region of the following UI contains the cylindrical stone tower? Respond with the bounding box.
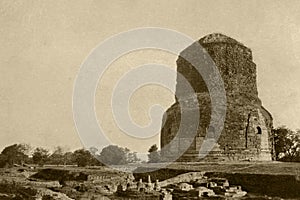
[161,33,273,162]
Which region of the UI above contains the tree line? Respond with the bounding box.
[273,126,300,162]
[0,144,143,168]
[1,126,298,168]
[0,143,162,168]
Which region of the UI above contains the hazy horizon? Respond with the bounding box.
[1,1,300,154]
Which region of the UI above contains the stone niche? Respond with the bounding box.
[160,33,274,162]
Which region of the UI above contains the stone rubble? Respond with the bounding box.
[115,172,247,199]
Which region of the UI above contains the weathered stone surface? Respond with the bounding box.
[159,172,206,187]
[196,186,215,197]
[161,33,274,162]
[178,182,193,191]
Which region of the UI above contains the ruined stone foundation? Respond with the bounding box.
[160,33,274,162]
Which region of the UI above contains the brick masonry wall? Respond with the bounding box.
[161,33,273,162]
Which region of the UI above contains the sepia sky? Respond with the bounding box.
[1,0,300,153]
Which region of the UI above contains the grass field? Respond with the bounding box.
[165,161,300,175]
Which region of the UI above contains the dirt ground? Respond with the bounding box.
[0,162,299,199]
